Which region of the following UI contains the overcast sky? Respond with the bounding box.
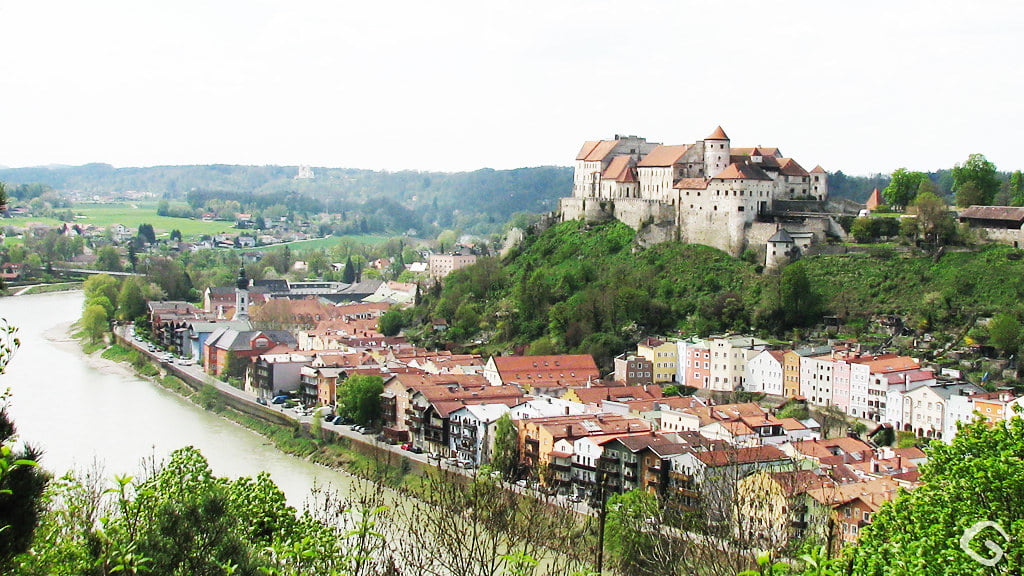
[1,0,1021,176]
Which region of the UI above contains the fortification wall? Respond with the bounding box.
[559,197,613,222]
[679,210,748,256]
[612,198,673,229]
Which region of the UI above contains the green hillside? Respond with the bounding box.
[410,221,1024,367]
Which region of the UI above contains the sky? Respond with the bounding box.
[1,0,1022,176]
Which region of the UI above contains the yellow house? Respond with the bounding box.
[783,350,801,397]
[637,337,678,383]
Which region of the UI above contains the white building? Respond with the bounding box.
[745,350,785,396]
[448,403,511,466]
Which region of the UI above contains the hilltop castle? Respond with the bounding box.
[558,127,845,269]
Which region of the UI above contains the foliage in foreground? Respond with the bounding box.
[845,417,1024,575]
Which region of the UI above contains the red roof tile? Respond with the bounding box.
[637,144,690,167]
[706,126,729,140]
[712,162,772,181]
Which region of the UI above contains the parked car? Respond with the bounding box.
[256,397,268,406]
[271,395,289,404]
[401,442,412,451]
[334,417,347,425]
[323,414,336,423]
[409,446,423,454]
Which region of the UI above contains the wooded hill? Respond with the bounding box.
[409,220,1024,368]
[0,164,572,236]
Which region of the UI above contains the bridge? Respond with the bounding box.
[50,267,143,278]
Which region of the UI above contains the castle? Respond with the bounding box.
[558,127,845,269]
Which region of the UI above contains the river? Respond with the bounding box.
[0,290,353,508]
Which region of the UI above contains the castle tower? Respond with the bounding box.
[235,266,250,321]
[810,165,829,201]
[703,126,731,177]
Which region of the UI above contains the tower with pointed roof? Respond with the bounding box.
[560,126,841,260]
[235,266,250,321]
[703,126,731,178]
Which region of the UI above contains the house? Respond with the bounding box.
[203,328,298,377]
[670,445,796,517]
[613,353,654,385]
[448,403,511,466]
[517,413,651,469]
[482,354,600,391]
[428,252,477,280]
[406,382,524,456]
[0,263,25,282]
[636,337,678,383]
[249,353,314,400]
[707,335,770,392]
[746,350,786,395]
[378,372,517,447]
[957,205,1024,248]
[183,319,252,361]
[903,381,985,441]
[805,476,912,548]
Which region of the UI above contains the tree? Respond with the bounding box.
[909,191,955,246]
[491,413,518,478]
[377,309,406,337]
[169,229,183,242]
[137,223,157,245]
[337,374,384,426]
[342,256,356,284]
[81,304,109,343]
[988,313,1021,357]
[1011,171,1024,207]
[955,181,987,208]
[882,168,927,211]
[850,217,876,243]
[94,245,123,272]
[117,278,147,321]
[848,418,1024,575]
[83,273,119,315]
[952,153,1000,206]
[604,489,664,576]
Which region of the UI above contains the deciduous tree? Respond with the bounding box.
[882,168,927,211]
[952,153,1000,206]
[337,374,384,426]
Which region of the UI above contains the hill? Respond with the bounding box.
[0,164,573,236]
[409,221,1024,368]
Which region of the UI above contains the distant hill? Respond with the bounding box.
[0,164,574,236]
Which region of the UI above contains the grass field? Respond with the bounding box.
[73,202,235,238]
[4,202,238,241]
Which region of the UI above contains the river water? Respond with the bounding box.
[0,290,353,507]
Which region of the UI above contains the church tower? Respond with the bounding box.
[703,126,731,178]
[235,266,250,321]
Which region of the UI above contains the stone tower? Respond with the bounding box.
[703,126,731,178]
[235,266,250,321]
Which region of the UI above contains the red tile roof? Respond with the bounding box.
[580,140,621,162]
[602,155,638,183]
[492,355,600,387]
[712,162,772,181]
[706,126,729,140]
[697,445,787,467]
[674,177,709,190]
[637,144,690,167]
[777,158,809,177]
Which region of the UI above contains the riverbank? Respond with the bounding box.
[51,321,427,492]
